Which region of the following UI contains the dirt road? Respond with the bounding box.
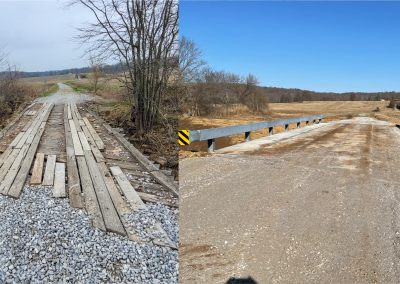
[180,117,400,283]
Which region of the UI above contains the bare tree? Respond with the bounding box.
[67,0,179,136]
[237,73,260,105]
[86,54,108,94]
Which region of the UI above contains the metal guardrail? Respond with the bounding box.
[179,115,324,152]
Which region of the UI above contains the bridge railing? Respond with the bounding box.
[179,115,324,152]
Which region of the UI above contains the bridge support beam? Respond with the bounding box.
[269,127,273,136]
[208,139,215,152]
[297,122,300,129]
[245,131,251,142]
[306,121,309,126]
[285,124,289,132]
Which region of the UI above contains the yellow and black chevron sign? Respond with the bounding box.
[179,130,190,145]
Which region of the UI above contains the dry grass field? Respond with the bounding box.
[180,101,396,152]
[22,74,76,85]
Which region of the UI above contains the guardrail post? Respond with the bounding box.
[313,119,316,124]
[245,131,251,142]
[306,121,309,126]
[319,119,322,123]
[208,139,215,152]
[297,122,300,129]
[285,124,289,132]
[269,127,273,136]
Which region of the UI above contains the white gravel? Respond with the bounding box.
[34,83,99,104]
[0,184,178,283]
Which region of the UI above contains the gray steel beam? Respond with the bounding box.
[188,115,323,143]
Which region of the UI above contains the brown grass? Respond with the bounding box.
[180,101,393,152]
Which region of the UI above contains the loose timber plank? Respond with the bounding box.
[0,148,22,184]
[84,150,125,235]
[97,162,143,243]
[76,156,106,232]
[0,103,37,141]
[67,104,72,120]
[78,131,91,151]
[42,154,56,186]
[137,191,178,208]
[71,103,83,119]
[69,120,84,156]
[9,132,25,148]
[53,163,66,197]
[78,120,85,127]
[21,103,46,132]
[0,147,13,168]
[30,153,45,185]
[16,104,51,148]
[110,165,176,248]
[82,117,105,151]
[70,103,82,132]
[0,144,29,195]
[63,104,84,208]
[8,106,54,199]
[81,125,105,163]
[106,160,142,171]
[109,166,147,211]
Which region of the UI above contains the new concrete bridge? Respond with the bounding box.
[180,117,400,284]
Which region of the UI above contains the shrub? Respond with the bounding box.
[389,99,396,108]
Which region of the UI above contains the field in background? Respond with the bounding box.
[22,74,76,85]
[180,101,394,152]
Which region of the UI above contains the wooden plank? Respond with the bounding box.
[84,150,125,235]
[137,191,178,208]
[72,103,83,120]
[7,105,54,199]
[109,166,147,211]
[69,120,84,156]
[106,160,142,171]
[78,119,85,127]
[9,132,25,148]
[78,131,91,151]
[83,117,105,151]
[30,153,45,185]
[0,147,13,168]
[70,103,82,132]
[97,162,142,243]
[42,154,56,186]
[64,104,84,208]
[53,163,66,197]
[76,156,106,232]
[102,154,135,162]
[0,144,29,195]
[81,125,105,163]
[110,165,176,248]
[0,148,21,184]
[67,104,72,120]
[21,103,46,132]
[16,103,51,148]
[99,119,178,197]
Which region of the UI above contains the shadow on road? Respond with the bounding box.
[225,276,258,284]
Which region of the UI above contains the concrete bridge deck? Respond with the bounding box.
[180,117,400,283]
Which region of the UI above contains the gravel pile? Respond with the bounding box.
[123,204,179,245]
[0,184,178,283]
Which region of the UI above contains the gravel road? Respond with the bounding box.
[180,117,400,283]
[34,82,98,105]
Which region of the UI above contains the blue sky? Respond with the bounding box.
[180,1,400,93]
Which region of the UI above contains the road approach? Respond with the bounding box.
[180,117,400,284]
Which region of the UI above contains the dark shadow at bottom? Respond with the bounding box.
[225,276,258,284]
